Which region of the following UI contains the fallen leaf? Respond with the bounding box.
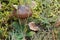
[28,22,39,31]
[54,19,60,27]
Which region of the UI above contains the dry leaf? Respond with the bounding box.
[28,22,39,31]
[54,19,60,27]
[31,1,37,8]
[12,5,18,9]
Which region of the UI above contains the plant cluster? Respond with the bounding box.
[0,0,60,40]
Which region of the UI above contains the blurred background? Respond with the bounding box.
[0,0,60,40]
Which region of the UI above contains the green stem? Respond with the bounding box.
[19,19,28,40]
[19,0,25,5]
[18,19,25,39]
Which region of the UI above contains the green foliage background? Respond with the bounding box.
[0,0,60,40]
